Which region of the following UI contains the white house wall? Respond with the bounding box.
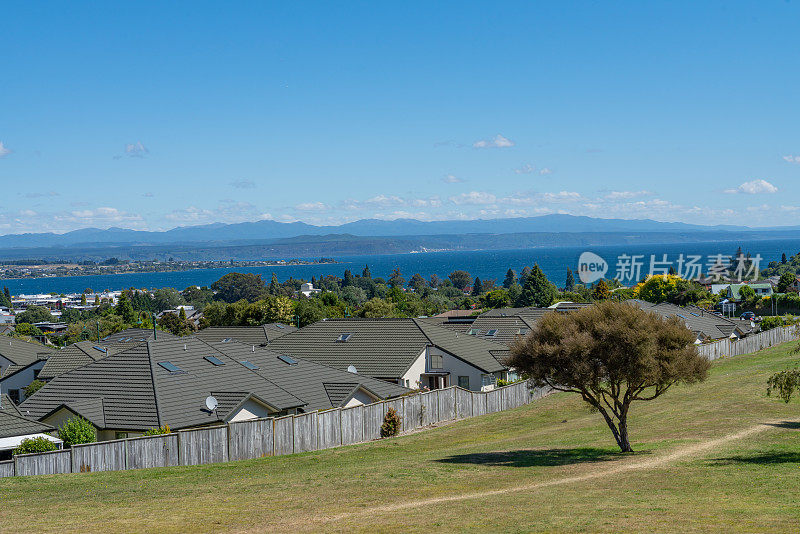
[343,388,379,408]
[401,346,493,392]
[400,350,427,389]
[228,398,271,422]
[0,360,46,402]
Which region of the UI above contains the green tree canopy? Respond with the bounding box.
[519,264,557,307]
[14,306,54,325]
[448,270,472,291]
[503,269,517,289]
[211,272,266,303]
[508,300,710,452]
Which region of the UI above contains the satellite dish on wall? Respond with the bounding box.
[347,365,358,374]
[205,395,219,411]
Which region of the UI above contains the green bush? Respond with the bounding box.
[760,316,784,331]
[143,424,171,436]
[58,417,97,447]
[380,407,402,438]
[13,436,57,455]
[23,379,45,399]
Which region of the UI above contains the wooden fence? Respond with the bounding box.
[0,381,540,479]
[696,325,798,361]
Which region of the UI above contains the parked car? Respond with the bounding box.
[740,311,756,321]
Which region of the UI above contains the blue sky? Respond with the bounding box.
[2,1,800,233]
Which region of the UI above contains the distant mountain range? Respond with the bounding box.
[0,214,789,249]
[1,214,800,261]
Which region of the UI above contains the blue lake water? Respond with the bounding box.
[3,238,800,295]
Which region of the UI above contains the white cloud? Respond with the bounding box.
[124,141,148,158]
[230,179,256,189]
[295,201,329,212]
[473,134,514,149]
[514,164,535,174]
[603,190,652,200]
[782,155,800,164]
[0,142,11,158]
[724,179,778,194]
[442,174,464,183]
[449,191,497,205]
[539,168,553,175]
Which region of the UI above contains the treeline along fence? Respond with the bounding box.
[696,325,798,361]
[0,381,548,478]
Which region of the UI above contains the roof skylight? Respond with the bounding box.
[240,360,259,370]
[278,354,298,365]
[204,356,226,366]
[157,361,183,373]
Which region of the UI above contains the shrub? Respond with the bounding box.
[380,408,402,438]
[13,436,57,455]
[23,379,45,399]
[143,424,171,436]
[760,316,783,331]
[58,417,97,447]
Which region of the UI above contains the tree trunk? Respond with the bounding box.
[617,414,633,453]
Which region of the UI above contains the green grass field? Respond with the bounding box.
[2,342,800,533]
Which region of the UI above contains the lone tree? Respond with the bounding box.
[767,341,800,404]
[508,300,710,452]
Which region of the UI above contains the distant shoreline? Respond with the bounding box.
[0,259,340,282]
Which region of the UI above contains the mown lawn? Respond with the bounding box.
[2,343,800,533]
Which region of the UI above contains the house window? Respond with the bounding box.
[485,329,498,337]
[429,352,443,369]
[115,432,128,440]
[481,374,495,387]
[8,389,20,403]
[33,368,41,379]
[467,329,479,336]
[458,376,470,389]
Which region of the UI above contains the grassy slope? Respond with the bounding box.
[2,343,800,533]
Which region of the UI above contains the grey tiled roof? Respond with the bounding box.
[37,341,123,381]
[195,324,297,346]
[20,337,408,431]
[323,383,359,406]
[21,343,162,430]
[0,407,54,439]
[626,300,750,341]
[449,315,537,346]
[480,307,555,321]
[0,394,22,417]
[209,341,409,411]
[267,318,508,379]
[0,337,55,376]
[100,328,178,344]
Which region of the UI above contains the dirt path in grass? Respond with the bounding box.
[306,419,796,526]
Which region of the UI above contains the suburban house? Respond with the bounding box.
[267,318,510,391]
[19,336,408,442]
[726,283,774,300]
[195,323,297,346]
[429,302,590,347]
[0,394,61,460]
[628,300,754,343]
[300,282,322,297]
[0,338,57,403]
